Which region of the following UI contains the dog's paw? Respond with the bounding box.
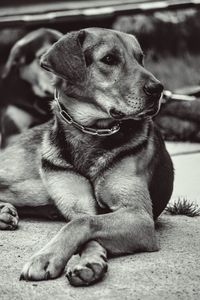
[20,251,65,281]
[0,203,19,230]
[66,257,108,286]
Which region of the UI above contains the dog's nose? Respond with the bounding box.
[143,81,164,97]
[109,108,125,120]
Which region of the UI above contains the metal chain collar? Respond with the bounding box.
[54,89,120,137]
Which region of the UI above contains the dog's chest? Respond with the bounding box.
[67,131,137,180]
[69,137,111,178]
[63,120,149,179]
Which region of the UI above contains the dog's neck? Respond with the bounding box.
[53,89,120,136]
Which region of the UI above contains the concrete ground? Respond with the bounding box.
[0,142,200,300]
[167,142,200,206]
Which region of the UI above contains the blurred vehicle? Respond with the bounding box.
[0,1,200,28]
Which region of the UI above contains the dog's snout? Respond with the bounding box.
[143,81,164,98]
[109,108,125,120]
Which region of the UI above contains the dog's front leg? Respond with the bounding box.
[21,205,157,283]
[20,166,158,284]
[66,240,107,286]
[21,170,107,284]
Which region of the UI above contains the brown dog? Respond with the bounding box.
[0,28,173,286]
[0,28,63,148]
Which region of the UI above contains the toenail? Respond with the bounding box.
[66,270,72,277]
[104,264,108,272]
[19,274,24,281]
[45,271,50,280]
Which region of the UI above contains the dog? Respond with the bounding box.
[0,28,63,148]
[0,28,173,286]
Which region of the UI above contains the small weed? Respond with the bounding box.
[166,198,200,217]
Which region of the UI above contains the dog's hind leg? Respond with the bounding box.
[0,202,18,230]
[0,178,50,229]
[0,177,19,230]
[0,179,50,207]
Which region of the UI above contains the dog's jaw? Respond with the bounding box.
[53,89,121,136]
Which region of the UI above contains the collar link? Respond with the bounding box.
[54,89,120,137]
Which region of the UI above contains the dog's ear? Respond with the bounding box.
[1,43,26,79]
[40,30,87,83]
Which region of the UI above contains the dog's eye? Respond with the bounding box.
[101,54,119,66]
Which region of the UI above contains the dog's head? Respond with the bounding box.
[2,28,63,98]
[41,28,163,125]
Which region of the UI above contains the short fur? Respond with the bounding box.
[0,28,173,286]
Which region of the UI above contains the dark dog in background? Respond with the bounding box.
[0,28,173,286]
[0,28,63,148]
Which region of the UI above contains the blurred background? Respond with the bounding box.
[1,0,200,143]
